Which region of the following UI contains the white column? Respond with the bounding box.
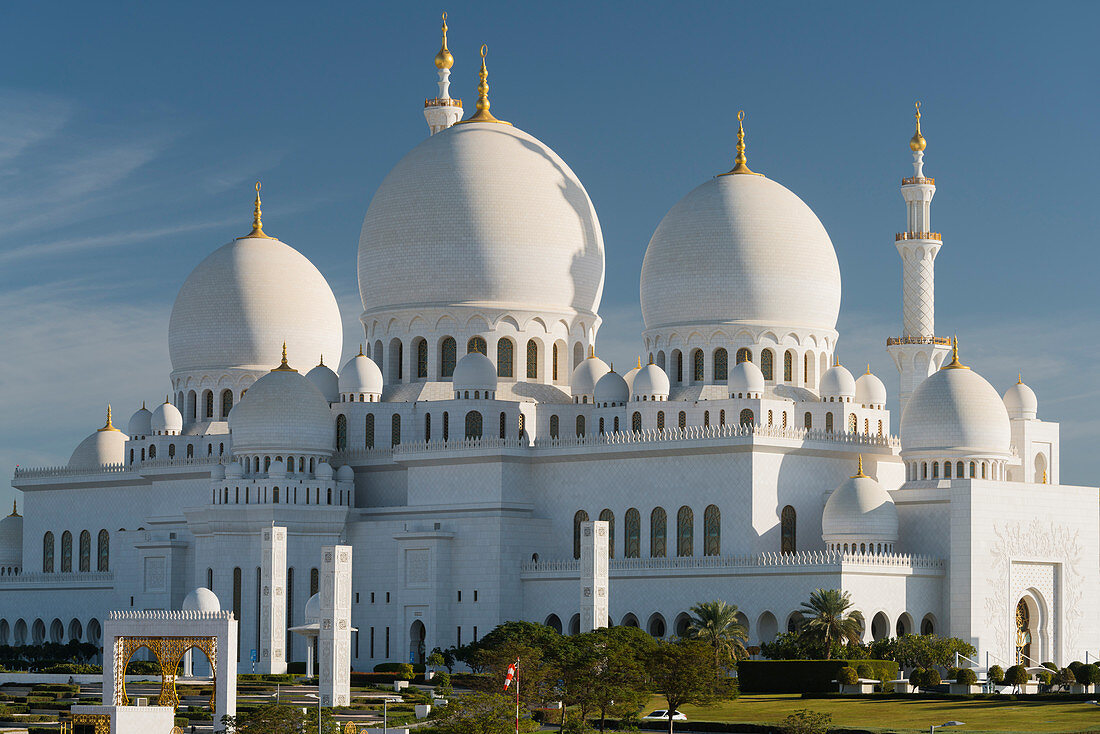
[259,525,287,674]
[579,520,609,633]
[319,545,352,707]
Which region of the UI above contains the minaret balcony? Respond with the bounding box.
[895,232,941,241]
[425,97,462,108]
[901,176,935,185]
[886,336,951,346]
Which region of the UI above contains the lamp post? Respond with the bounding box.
[930,722,965,734]
[383,696,401,734]
[305,693,322,734]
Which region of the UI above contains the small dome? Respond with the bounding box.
[338,352,384,397]
[127,405,152,437]
[182,587,221,613]
[728,360,765,396]
[623,359,643,393]
[571,352,610,399]
[594,369,629,405]
[306,359,340,403]
[151,400,183,435]
[226,461,244,479]
[0,504,23,568]
[1003,378,1038,420]
[229,360,334,456]
[315,462,333,479]
[68,409,126,469]
[269,458,286,478]
[855,369,887,407]
[901,359,1011,457]
[304,593,320,624]
[210,463,226,481]
[632,363,670,400]
[336,465,355,481]
[820,363,856,399]
[453,352,498,394]
[822,461,899,545]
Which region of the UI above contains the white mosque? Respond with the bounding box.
[4,18,1097,674]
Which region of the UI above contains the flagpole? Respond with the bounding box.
[515,660,520,734]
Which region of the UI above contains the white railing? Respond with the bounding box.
[521,550,943,575]
[108,610,232,621]
[333,447,396,462]
[14,456,221,480]
[0,571,114,584]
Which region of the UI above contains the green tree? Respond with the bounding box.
[572,626,656,732]
[222,704,309,734]
[466,622,563,708]
[780,709,832,734]
[1079,664,1100,686]
[1004,664,1028,693]
[1056,667,1076,691]
[987,665,1004,684]
[433,691,538,734]
[646,639,733,734]
[837,666,858,685]
[683,600,749,676]
[797,589,863,660]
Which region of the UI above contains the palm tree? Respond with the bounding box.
[797,588,864,660]
[683,600,748,675]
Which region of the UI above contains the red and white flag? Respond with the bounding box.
[503,660,518,690]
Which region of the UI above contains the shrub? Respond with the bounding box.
[126,660,160,675]
[1056,667,1076,688]
[781,709,832,734]
[1042,661,1058,672]
[1036,671,1053,686]
[1080,664,1100,685]
[1068,660,1085,675]
[737,659,898,693]
[373,662,425,674]
[854,663,873,679]
[988,665,1004,684]
[924,668,941,686]
[956,668,977,685]
[945,667,961,682]
[837,667,858,685]
[1004,665,1029,688]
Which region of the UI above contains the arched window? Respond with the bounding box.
[760,349,774,380]
[186,444,194,459]
[703,505,720,556]
[517,413,524,437]
[467,336,486,355]
[168,444,175,459]
[221,390,233,418]
[676,506,693,557]
[945,461,952,478]
[847,414,857,433]
[440,337,457,378]
[678,411,686,429]
[365,414,375,448]
[625,508,640,558]
[719,409,726,426]
[599,509,615,558]
[79,530,91,572]
[335,415,347,451]
[656,411,665,430]
[784,350,794,382]
[551,343,559,381]
[550,414,559,439]
[527,340,538,379]
[391,414,401,446]
[704,410,710,427]
[443,411,450,441]
[631,412,641,433]
[739,408,754,426]
[692,349,704,382]
[43,532,54,573]
[576,415,585,438]
[464,411,483,439]
[97,530,109,572]
[736,348,752,364]
[656,350,666,370]
[970,461,976,478]
[497,339,514,378]
[767,410,773,426]
[781,505,796,554]
[675,350,683,383]
[932,461,939,478]
[573,510,589,559]
[389,339,403,381]
[599,417,604,434]
[61,531,72,573]
[878,420,883,436]
[825,412,834,432]
[416,339,428,379]
[650,508,667,557]
[957,461,965,478]
[425,413,433,442]
[500,412,507,439]
[713,348,728,382]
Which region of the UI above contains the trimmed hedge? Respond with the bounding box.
[804,691,1100,702]
[738,660,899,693]
[373,662,425,674]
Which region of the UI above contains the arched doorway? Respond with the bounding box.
[870,612,889,641]
[621,613,640,628]
[757,612,778,644]
[1016,597,1037,666]
[920,614,935,635]
[674,612,692,637]
[647,613,666,638]
[409,620,426,665]
[786,611,804,634]
[569,614,581,636]
[544,614,562,634]
[895,612,913,637]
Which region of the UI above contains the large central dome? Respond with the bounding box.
[640,173,841,333]
[357,122,605,320]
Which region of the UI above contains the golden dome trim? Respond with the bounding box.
[238,181,275,240]
[455,44,512,126]
[718,110,764,177]
[909,101,927,152]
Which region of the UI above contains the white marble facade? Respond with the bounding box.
[3,36,1098,679]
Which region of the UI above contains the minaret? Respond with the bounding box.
[424,12,463,135]
[887,102,952,413]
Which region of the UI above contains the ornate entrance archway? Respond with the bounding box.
[1015,598,1034,666]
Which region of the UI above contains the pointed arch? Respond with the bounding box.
[650,508,667,558]
[703,505,720,556]
[625,508,640,558]
[573,510,589,559]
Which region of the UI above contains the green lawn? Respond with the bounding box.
[642,694,1100,733]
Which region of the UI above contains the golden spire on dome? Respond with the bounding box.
[435,12,454,70]
[456,44,511,125]
[720,110,763,177]
[866,364,872,375]
[358,344,364,357]
[239,181,275,240]
[98,404,118,432]
[942,335,969,370]
[588,344,596,359]
[272,341,298,372]
[319,354,325,366]
[909,101,927,152]
[648,355,654,365]
[164,394,170,404]
[852,454,868,479]
[9,500,17,517]
[1018,373,1023,384]
[142,400,146,410]
[636,357,642,369]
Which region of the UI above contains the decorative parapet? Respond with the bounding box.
[886,336,952,347]
[424,97,462,108]
[108,609,234,621]
[520,550,944,576]
[895,232,942,241]
[0,571,114,585]
[14,456,221,480]
[901,176,935,185]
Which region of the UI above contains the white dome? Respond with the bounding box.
[571,354,610,398]
[315,462,333,479]
[182,587,221,613]
[226,461,244,479]
[631,363,670,400]
[728,360,765,396]
[820,364,856,399]
[304,593,320,624]
[1003,379,1038,420]
[338,352,384,397]
[169,234,342,375]
[151,400,183,435]
[68,410,127,468]
[0,505,23,568]
[229,364,334,456]
[640,173,841,333]
[358,123,604,322]
[855,369,887,407]
[127,405,152,437]
[623,360,642,393]
[269,458,286,478]
[822,467,899,545]
[594,369,629,405]
[336,465,354,481]
[453,352,497,393]
[210,463,226,480]
[901,363,1012,456]
[305,361,339,403]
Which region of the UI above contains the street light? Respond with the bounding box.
[382,696,402,734]
[930,722,965,734]
[305,693,322,734]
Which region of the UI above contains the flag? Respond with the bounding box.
[503,660,518,690]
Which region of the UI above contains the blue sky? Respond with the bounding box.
[2,0,1098,503]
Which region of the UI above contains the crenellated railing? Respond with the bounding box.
[108,609,232,621]
[895,232,942,241]
[521,550,943,575]
[901,176,935,185]
[14,456,222,480]
[0,571,114,585]
[886,336,952,347]
[424,97,462,108]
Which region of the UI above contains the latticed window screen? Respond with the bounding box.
[657,411,665,431]
[497,339,513,378]
[527,340,539,379]
[678,411,686,429]
[79,530,90,572]
[440,337,457,377]
[599,509,614,558]
[391,414,401,446]
[625,509,640,558]
[632,412,641,432]
[693,350,704,381]
[61,531,72,572]
[576,415,585,438]
[336,415,347,450]
[740,408,754,426]
[650,508,666,557]
[784,351,794,382]
[781,505,796,554]
[464,411,483,439]
[366,414,375,448]
[550,415,559,438]
[761,349,774,380]
[703,505,720,556]
[573,510,589,559]
[43,532,54,573]
[713,349,728,381]
[417,340,428,378]
[677,506,693,557]
[97,530,109,571]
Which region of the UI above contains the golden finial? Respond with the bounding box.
[1041,469,1047,484]
[319,354,324,366]
[456,44,511,125]
[1018,373,1023,384]
[720,110,763,177]
[9,500,17,517]
[648,355,654,365]
[142,400,146,410]
[865,364,872,375]
[852,454,868,479]
[358,344,364,357]
[272,341,298,372]
[943,335,970,370]
[909,101,927,152]
[164,394,170,404]
[609,362,615,372]
[98,404,118,432]
[636,357,642,369]
[435,12,454,70]
[239,181,275,240]
[588,344,596,359]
